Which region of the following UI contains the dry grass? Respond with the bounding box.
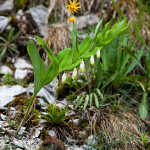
[98,107,149,149]
[43,24,71,55]
[112,0,150,46]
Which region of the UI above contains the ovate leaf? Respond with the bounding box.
[37,36,59,76]
[72,23,79,63]
[95,61,103,88]
[139,93,148,120]
[27,40,46,94]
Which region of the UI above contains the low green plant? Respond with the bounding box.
[0,28,20,60]
[141,132,149,146]
[72,33,142,110]
[123,24,150,120]
[17,18,130,131]
[34,103,68,127]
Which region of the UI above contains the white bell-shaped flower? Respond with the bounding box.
[62,73,66,84]
[97,49,100,59]
[80,61,85,73]
[54,79,59,90]
[72,68,77,80]
[90,55,94,66]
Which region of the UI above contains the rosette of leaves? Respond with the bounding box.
[34,104,68,127]
[0,28,20,60]
[18,18,130,131]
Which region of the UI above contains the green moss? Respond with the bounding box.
[10,94,31,110]
[14,0,30,9]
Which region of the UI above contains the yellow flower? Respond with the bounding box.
[69,17,76,23]
[66,0,81,14]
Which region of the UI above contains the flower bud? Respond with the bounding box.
[72,68,77,80]
[80,61,85,73]
[90,55,94,66]
[68,17,76,23]
[62,73,66,84]
[97,49,100,59]
[54,79,59,90]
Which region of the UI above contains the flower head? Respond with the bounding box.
[72,68,77,80]
[69,17,76,23]
[80,61,85,73]
[90,55,94,66]
[66,0,81,14]
[62,73,66,84]
[97,49,100,59]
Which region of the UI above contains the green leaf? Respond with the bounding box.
[95,88,104,100]
[96,19,112,44]
[0,47,6,60]
[89,19,103,52]
[8,28,15,41]
[139,93,148,120]
[94,93,99,108]
[27,40,46,94]
[124,46,146,74]
[0,37,6,42]
[125,45,144,75]
[101,72,118,90]
[90,93,93,107]
[57,48,72,71]
[72,23,79,63]
[37,36,59,76]
[95,61,103,88]
[76,95,85,108]
[9,31,21,43]
[83,95,89,110]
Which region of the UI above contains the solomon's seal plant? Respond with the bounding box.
[17,1,131,132]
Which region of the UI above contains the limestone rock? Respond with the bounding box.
[0,16,10,33]
[24,5,48,36]
[0,0,14,14]
[14,58,33,80]
[0,65,13,75]
[0,85,26,107]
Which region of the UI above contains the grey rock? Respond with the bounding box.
[18,127,26,135]
[32,129,40,138]
[86,135,97,146]
[0,85,26,107]
[79,131,86,139]
[14,58,33,79]
[56,103,66,109]
[0,114,7,120]
[14,69,32,80]
[83,145,95,150]
[66,137,77,145]
[0,65,13,75]
[24,5,48,36]
[0,0,14,14]
[13,140,23,148]
[69,15,99,30]
[76,15,99,29]
[48,129,56,137]
[66,145,84,150]
[38,98,47,107]
[72,119,79,126]
[28,79,56,104]
[0,16,10,33]
[14,58,33,70]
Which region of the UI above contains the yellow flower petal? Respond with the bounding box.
[65,0,81,14]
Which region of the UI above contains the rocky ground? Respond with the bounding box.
[0,0,150,149]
